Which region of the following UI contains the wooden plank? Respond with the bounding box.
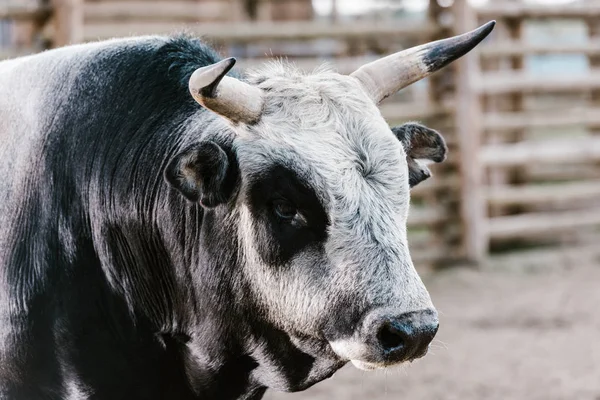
[488,208,600,240]
[53,0,84,46]
[527,164,600,183]
[482,20,510,218]
[586,17,600,140]
[477,2,600,19]
[407,230,432,249]
[503,18,527,206]
[477,71,600,95]
[411,175,460,197]
[425,0,453,256]
[481,137,600,167]
[485,243,600,272]
[453,0,487,263]
[0,3,51,20]
[82,20,439,43]
[379,101,453,122]
[0,48,36,60]
[84,1,228,23]
[407,206,446,228]
[412,247,459,265]
[480,40,600,58]
[483,108,600,131]
[486,180,600,208]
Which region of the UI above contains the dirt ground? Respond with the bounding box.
[266,263,600,400]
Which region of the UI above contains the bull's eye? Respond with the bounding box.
[273,199,297,220]
[272,199,307,226]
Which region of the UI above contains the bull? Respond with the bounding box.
[0,21,494,400]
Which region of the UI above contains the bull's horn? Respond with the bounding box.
[351,21,496,104]
[189,57,264,124]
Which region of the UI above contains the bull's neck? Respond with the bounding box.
[156,203,267,399]
[176,335,268,400]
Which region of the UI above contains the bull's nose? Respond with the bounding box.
[375,309,438,362]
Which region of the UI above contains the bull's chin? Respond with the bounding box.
[349,359,387,371]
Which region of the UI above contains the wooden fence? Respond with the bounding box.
[467,0,600,266]
[1,0,600,268]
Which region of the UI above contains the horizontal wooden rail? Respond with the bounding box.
[486,243,600,271]
[409,231,462,265]
[480,41,600,58]
[488,208,600,240]
[0,3,51,20]
[481,137,600,167]
[85,1,219,22]
[477,71,600,95]
[0,48,37,60]
[380,102,453,122]
[412,247,459,264]
[483,108,600,131]
[477,3,600,19]
[82,20,439,43]
[411,175,461,197]
[527,164,600,183]
[407,231,432,248]
[486,180,600,208]
[407,206,446,228]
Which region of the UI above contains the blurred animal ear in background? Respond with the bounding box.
[165,141,236,207]
[392,123,448,188]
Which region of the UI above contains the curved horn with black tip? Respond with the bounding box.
[189,57,264,124]
[351,21,496,104]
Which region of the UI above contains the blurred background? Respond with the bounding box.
[1,0,600,398]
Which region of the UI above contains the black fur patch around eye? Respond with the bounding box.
[247,165,329,266]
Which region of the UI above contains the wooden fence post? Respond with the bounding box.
[453,0,487,264]
[587,16,600,155]
[52,0,83,47]
[426,0,456,266]
[505,14,526,212]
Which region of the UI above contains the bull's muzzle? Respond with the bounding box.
[330,308,439,370]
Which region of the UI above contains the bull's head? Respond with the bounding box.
[166,22,494,391]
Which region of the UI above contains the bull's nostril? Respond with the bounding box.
[377,322,405,351]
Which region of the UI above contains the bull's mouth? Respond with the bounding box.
[328,338,432,371]
[348,350,431,371]
[349,359,388,371]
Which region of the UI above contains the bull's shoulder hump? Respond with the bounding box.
[0,35,222,86]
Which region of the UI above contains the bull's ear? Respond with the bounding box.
[391,123,447,188]
[165,141,235,207]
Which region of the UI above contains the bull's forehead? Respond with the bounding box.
[236,62,411,230]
